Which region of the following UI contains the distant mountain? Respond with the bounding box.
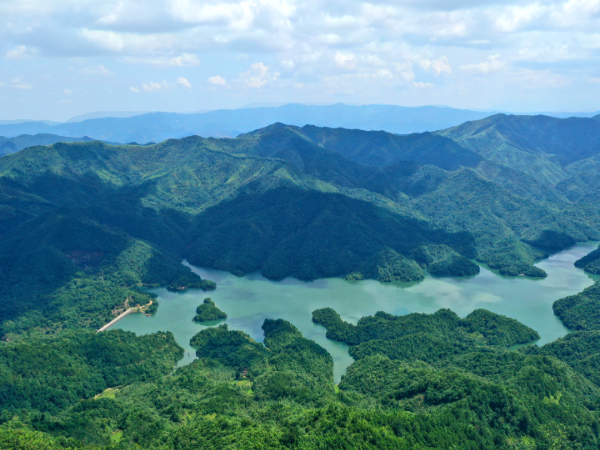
[66,111,154,122]
[0,119,58,125]
[0,134,95,156]
[0,104,495,143]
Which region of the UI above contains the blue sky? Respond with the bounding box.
[2,0,600,121]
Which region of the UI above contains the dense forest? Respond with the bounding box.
[3,307,600,448]
[2,115,600,447]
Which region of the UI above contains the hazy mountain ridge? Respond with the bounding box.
[0,134,94,157]
[0,104,495,142]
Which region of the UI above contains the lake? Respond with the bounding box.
[111,242,599,382]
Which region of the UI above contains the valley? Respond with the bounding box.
[4,112,600,448]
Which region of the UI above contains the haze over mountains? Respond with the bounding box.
[0,134,94,157]
[0,104,498,143]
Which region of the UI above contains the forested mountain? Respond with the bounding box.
[240,123,483,170]
[0,134,94,156]
[437,114,600,188]
[3,114,600,448]
[2,118,600,337]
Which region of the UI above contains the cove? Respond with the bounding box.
[111,242,599,383]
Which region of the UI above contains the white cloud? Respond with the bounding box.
[80,65,113,76]
[394,62,415,83]
[460,54,506,74]
[5,45,38,60]
[419,56,452,75]
[177,76,192,88]
[2,0,600,114]
[334,51,356,69]
[132,80,173,93]
[3,77,34,90]
[166,54,200,67]
[207,75,227,86]
[413,81,434,88]
[240,62,279,88]
[590,77,600,83]
[281,59,295,70]
[63,88,72,95]
[123,54,200,67]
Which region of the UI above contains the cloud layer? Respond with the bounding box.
[1,0,600,119]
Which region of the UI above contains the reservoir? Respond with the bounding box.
[111,242,599,382]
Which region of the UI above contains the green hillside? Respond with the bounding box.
[438,114,600,185]
[2,121,600,335]
[242,123,483,170]
[3,116,600,447]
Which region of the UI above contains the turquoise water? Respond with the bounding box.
[111,242,599,382]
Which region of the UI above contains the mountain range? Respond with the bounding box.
[3,110,600,448]
[2,112,600,337]
[0,134,94,157]
[0,104,497,143]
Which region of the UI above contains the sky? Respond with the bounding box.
[1,0,600,121]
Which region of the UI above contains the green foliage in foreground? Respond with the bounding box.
[526,331,600,387]
[5,312,600,449]
[193,298,227,322]
[0,329,182,416]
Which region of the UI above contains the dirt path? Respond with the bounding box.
[96,308,137,332]
[96,300,154,333]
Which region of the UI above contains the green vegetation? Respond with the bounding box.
[0,134,94,157]
[312,307,539,351]
[575,244,600,274]
[187,187,474,282]
[4,117,600,446]
[193,298,227,322]
[4,310,600,448]
[527,331,600,387]
[438,113,600,185]
[2,119,600,336]
[0,329,182,416]
[553,280,600,331]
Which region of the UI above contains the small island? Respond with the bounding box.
[193,298,227,323]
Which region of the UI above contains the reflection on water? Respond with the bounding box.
[111,242,599,382]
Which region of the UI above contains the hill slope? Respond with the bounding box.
[438,114,600,185]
